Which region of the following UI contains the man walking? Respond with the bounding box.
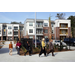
[24,41,31,56]
[47,39,55,56]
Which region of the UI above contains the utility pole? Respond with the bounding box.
[35,12,37,47]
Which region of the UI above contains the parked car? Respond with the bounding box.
[54,40,67,46]
[33,39,41,46]
[45,38,49,45]
[64,38,75,46]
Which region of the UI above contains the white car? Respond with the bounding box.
[54,40,67,46]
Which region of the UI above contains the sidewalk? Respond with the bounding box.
[0,41,75,62]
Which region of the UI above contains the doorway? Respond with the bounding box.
[3,36,6,40]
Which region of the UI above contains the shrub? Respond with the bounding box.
[21,45,27,53]
[37,45,41,49]
[33,45,35,49]
[46,44,49,49]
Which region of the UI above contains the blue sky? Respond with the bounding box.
[0,12,75,24]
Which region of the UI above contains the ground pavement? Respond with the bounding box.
[0,41,75,62]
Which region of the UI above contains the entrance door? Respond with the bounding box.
[3,36,6,40]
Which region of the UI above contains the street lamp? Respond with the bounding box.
[35,12,37,48]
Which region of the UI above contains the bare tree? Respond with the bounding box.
[56,13,65,19]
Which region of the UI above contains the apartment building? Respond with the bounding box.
[24,19,71,40]
[0,23,24,40]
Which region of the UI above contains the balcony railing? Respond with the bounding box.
[36,32,43,35]
[36,25,43,28]
[14,28,18,30]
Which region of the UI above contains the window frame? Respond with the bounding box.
[8,26,12,29]
[29,22,33,26]
[29,29,33,33]
[8,31,12,34]
[44,23,48,27]
[44,29,48,33]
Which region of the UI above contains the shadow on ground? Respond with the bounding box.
[0,48,17,54]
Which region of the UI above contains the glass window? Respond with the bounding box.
[8,26,12,29]
[44,23,48,27]
[44,36,48,38]
[44,29,48,33]
[52,30,53,33]
[0,26,1,29]
[0,30,1,34]
[29,36,33,38]
[14,27,18,30]
[29,23,33,26]
[8,31,12,34]
[14,32,18,35]
[51,24,54,27]
[29,29,33,33]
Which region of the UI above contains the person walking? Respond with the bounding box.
[9,42,13,56]
[24,41,31,56]
[16,41,21,55]
[39,38,46,57]
[47,39,55,56]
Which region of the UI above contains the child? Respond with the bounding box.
[9,42,13,56]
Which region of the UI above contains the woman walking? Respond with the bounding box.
[16,41,21,55]
[39,38,46,57]
[9,42,13,56]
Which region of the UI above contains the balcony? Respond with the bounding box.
[36,32,43,35]
[60,33,68,36]
[60,24,68,29]
[36,25,43,29]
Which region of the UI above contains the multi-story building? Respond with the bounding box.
[24,19,71,40]
[0,19,71,41]
[0,23,24,40]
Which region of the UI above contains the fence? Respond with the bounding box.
[21,38,33,51]
[20,37,75,51]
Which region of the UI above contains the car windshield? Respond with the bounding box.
[55,40,60,42]
[45,39,49,42]
[33,40,40,42]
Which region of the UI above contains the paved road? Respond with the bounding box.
[0,41,75,62]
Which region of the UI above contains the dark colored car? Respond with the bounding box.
[33,39,41,46]
[45,38,49,45]
[64,38,75,46]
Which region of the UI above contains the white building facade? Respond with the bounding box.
[0,23,24,40]
[24,19,71,40]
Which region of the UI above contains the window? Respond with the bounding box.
[44,29,48,33]
[29,36,33,38]
[51,24,54,27]
[29,23,33,26]
[14,32,18,35]
[0,30,1,34]
[52,36,53,39]
[44,36,48,38]
[14,27,18,30]
[8,26,12,29]
[52,30,53,33]
[29,29,33,33]
[19,26,23,30]
[8,31,12,34]
[44,23,48,27]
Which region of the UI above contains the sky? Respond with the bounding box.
[0,12,75,24]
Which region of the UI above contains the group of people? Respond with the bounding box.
[9,41,31,56]
[9,38,55,57]
[39,38,54,57]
